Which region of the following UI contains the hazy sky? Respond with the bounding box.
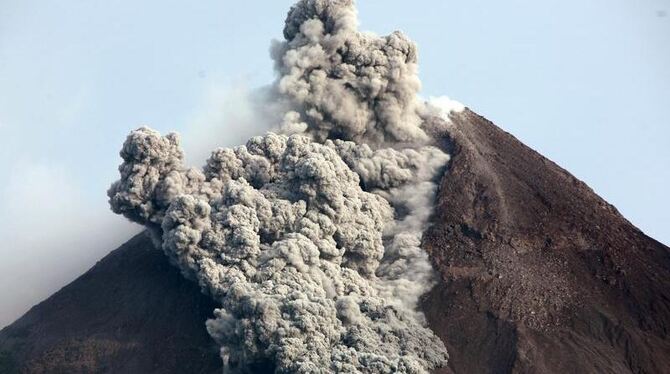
[0,0,668,327]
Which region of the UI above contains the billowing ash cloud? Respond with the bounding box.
[108,0,464,372]
[109,130,448,372]
[271,0,428,145]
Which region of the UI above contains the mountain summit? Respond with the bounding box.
[2,0,669,372]
[2,109,669,373]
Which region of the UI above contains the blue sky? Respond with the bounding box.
[0,0,667,326]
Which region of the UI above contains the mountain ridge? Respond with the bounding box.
[423,110,670,373]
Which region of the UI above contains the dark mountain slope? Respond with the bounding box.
[423,110,670,373]
[0,233,222,374]
[1,110,669,373]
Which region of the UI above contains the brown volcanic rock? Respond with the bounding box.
[1,110,669,373]
[0,233,222,374]
[422,110,670,373]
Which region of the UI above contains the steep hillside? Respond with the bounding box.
[423,110,670,373]
[0,233,221,374]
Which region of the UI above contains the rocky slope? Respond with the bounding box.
[1,110,669,373]
[423,110,670,373]
[0,234,221,374]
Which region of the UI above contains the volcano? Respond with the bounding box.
[1,109,668,373]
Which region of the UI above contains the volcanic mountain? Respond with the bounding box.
[1,109,668,373]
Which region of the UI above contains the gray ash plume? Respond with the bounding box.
[108,0,464,372]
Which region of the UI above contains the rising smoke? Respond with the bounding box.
[271,0,428,145]
[109,0,464,372]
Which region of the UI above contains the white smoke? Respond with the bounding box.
[108,0,456,372]
[181,83,271,166]
[424,96,466,120]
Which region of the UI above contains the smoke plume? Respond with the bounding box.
[109,0,465,372]
[271,0,428,145]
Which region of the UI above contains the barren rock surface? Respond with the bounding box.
[423,110,670,373]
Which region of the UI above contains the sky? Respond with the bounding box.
[0,0,668,327]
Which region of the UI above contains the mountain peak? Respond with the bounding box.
[2,110,669,373]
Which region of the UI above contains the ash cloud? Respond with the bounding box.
[271,0,428,145]
[108,0,464,372]
[109,130,447,372]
